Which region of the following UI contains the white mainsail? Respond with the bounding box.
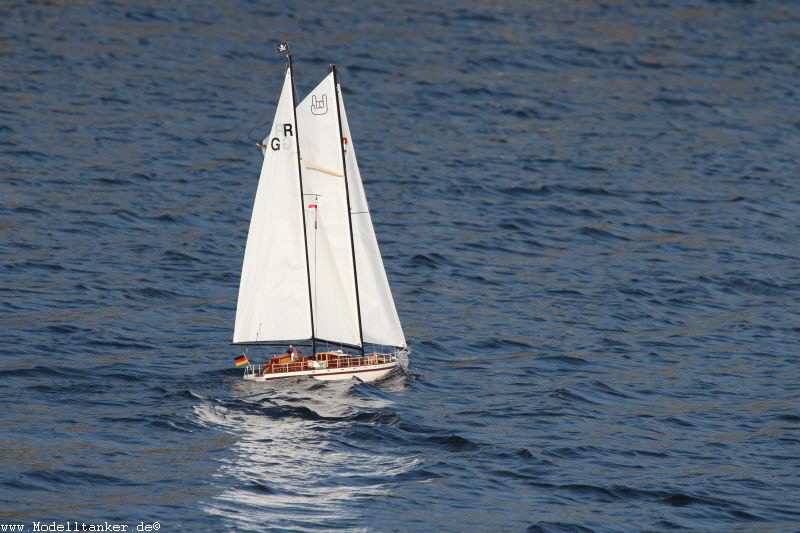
[233,68,312,343]
[296,73,361,347]
[337,84,406,348]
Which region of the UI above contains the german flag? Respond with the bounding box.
[234,355,249,366]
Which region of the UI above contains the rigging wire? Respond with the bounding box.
[247,121,270,146]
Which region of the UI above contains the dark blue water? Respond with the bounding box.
[2,1,800,531]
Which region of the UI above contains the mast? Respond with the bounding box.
[282,43,317,356]
[331,64,365,355]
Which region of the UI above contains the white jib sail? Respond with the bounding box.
[337,84,406,348]
[296,73,361,347]
[233,68,312,343]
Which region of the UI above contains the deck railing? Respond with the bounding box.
[245,351,397,377]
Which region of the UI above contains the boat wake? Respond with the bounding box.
[195,376,417,531]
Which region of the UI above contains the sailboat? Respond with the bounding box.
[232,43,407,382]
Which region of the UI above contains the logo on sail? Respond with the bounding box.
[311,94,328,115]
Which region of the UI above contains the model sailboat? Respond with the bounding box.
[232,43,407,382]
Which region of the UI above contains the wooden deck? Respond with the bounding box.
[259,351,394,375]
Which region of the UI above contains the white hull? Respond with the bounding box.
[242,360,398,382]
